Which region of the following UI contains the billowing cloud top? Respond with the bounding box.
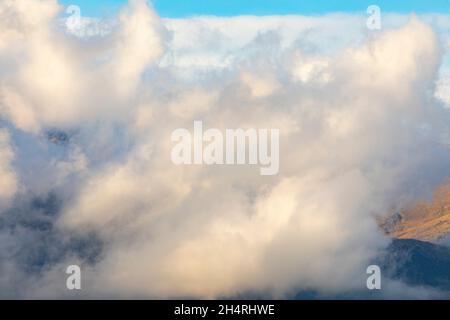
[0,0,450,299]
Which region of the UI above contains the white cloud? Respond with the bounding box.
[0,0,450,299]
[0,129,18,206]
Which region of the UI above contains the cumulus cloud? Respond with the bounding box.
[1,0,450,299]
[0,129,18,205]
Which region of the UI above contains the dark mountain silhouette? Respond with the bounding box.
[378,239,450,292]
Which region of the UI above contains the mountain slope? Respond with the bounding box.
[378,239,450,292]
[382,180,450,242]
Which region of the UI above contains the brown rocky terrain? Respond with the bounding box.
[381,179,450,242]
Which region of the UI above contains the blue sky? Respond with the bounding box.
[60,0,450,18]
